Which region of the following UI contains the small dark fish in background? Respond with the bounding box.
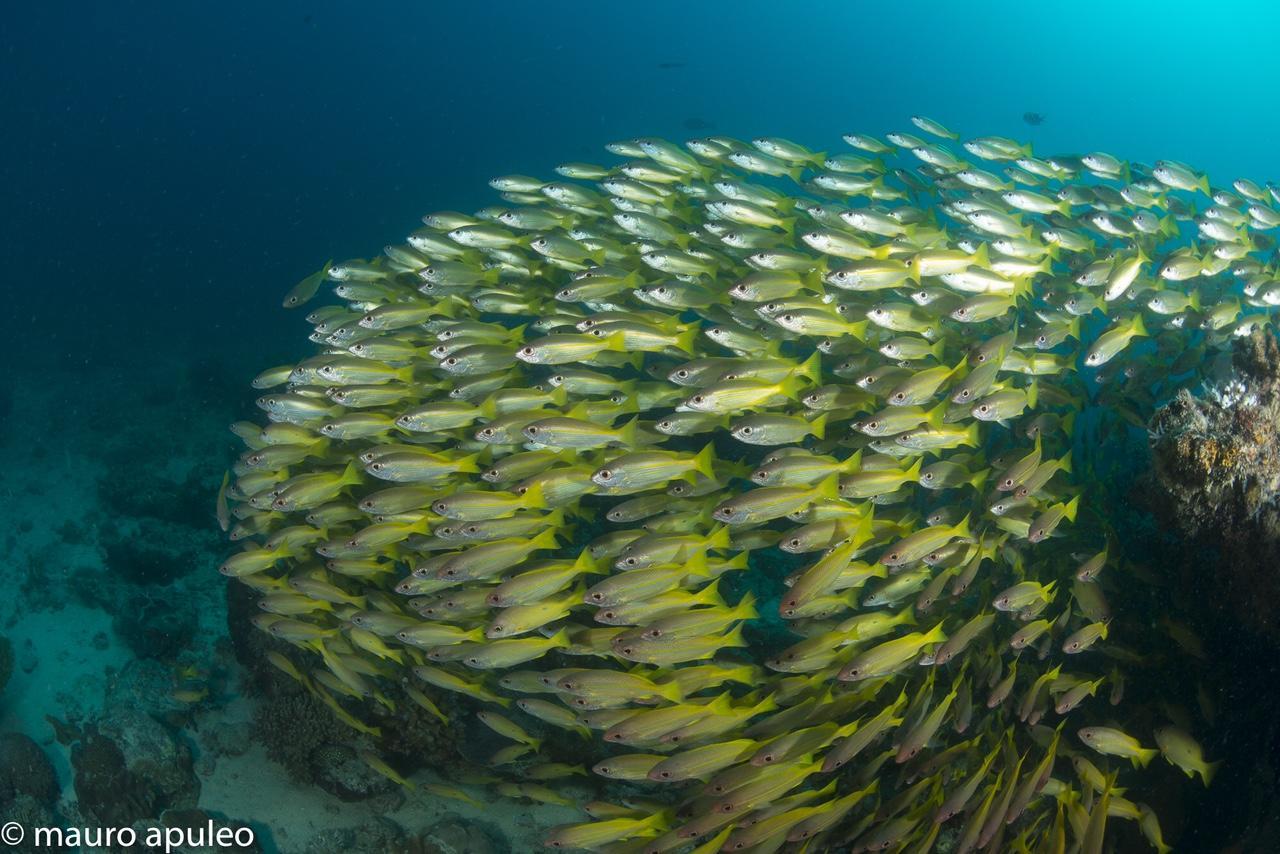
[1023,112,1046,126]
[683,117,715,131]
[657,61,686,69]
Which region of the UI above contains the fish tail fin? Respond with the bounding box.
[801,269,827,296]
[1197,175,1211,196]
[548,385,569,407]
[926,399,949,429]
[1063,495,1080,523]
[973,243,991,268]
[787,165,806,184]
[454,452,482,474]
[810,413,828,440]
[697,577,726,607]
[1131,313,1149,338]
[798,351,823,386]
[1013,275,1034,302]
[965,421,982,447]
[339,460,364,486]
[1189,290,1202,312]
[1027,379,1038,411]
[970,467,991,490]
[618,416,640,448]
[721,622,747,647]
[706,523,732,553]
[1204,759,1222,786]
[674,326,699,355]
[737,590,760,621]
[603,330,628,352]
[692,443,717,480]
[813,472,840,502]
[1135,748,1158,768]
[953,512,973,541]
[531,527,560,551]
[905,458,924,481]
[780,216,798,236]
[779,374,805,400]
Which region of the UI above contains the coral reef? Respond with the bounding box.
[0,733,59,804]
[305,817,406,854]
[0,733,61,854]
[409,815,510,854]
[1150,329,1280,640]
[250,685,352,783]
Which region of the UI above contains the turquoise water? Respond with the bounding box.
[4,2,1279,852]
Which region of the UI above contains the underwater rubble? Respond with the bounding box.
[212,117,1272,850]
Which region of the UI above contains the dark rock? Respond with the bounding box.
[411,815,509,854]
[200,720,253,759]
[112,593,196,661]
[225,579,271,674]
[305,816,406,854]
[71,709,200,840]
[99,707,200,812]
[1149,328,1280,641]
[309,743,396,802]
[72,726,157,829]
[0,733,58,805]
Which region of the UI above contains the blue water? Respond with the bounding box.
[9,1,1280,373]
[5,2,1280,851]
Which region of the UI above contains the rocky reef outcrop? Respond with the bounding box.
[1150,328,1280,640]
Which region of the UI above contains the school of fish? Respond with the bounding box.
[219,115,1252,851]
